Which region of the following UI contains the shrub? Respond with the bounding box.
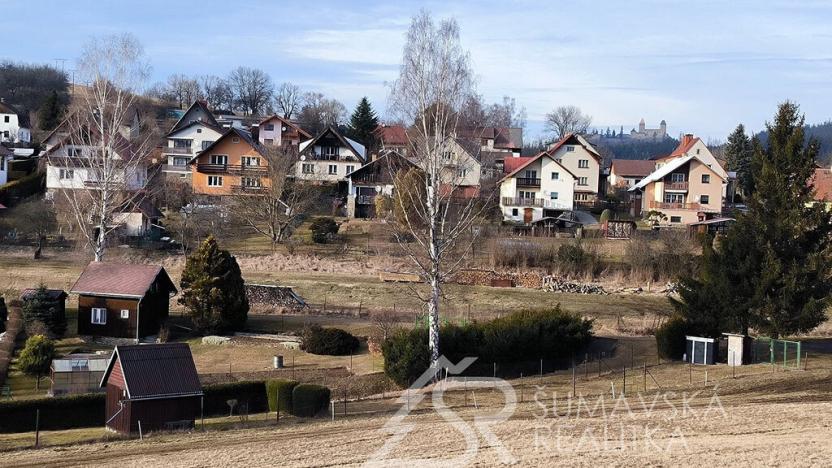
[0,171,45,206]
[557,241,600,277]
[202,381,268,416]
[290,384,331,417]
[300,324,360,356]
[0,393,105,433]
[599,209,612,225]
[21,284,66,338]
[0,296,6,333]
[382,307,593,387]
[18,335,55,388]
[266,379,298,413]
[309,217,339,243]
[655,316,690,360]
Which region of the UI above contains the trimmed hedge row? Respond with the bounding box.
[266,379,298,413]
[290,384,330,417]
[301,325,360,356]
[0,393,105,433]
[201,381,268,416]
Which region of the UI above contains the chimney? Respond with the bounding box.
[681,133,694,147]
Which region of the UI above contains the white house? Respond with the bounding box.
[0,145,13,186]
[160,102,225,180]
[256,114,311,149]
[44,136,148,194]
[0,99,31,144]
[297,126,366,183]
[498,151,576,224]
[544,133,602,204]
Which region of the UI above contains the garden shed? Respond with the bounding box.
[685,335,716,365]
[50,353,110,396]
[723,333,751,366]
[100,343,203,434]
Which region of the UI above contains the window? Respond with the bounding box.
[243,177,261,188]
[346,165,355,174]
[173,139,192,149]
[91,308,107,325]
[302,163,314,174]
[696,149,701,154]
[670,216,682,223]
[173,157,189,166]
[512,208,518,216]
[242,156,260,167]
[328,164,338,175]
[59,169,74,180]
[524,170,537,179]
[196,128,202,134]
[207,176,223,187]
[264,138,274,145]
[457,168,468,178]
[201,141,214,150]
[232,137,240,143]
[664,193,684,204]
[265,124,275,131]
[551,172,559,180]
[701,174,710,184]
[578,177,588,186]
[565,146,575,152]
[442,151,453,161]
[671,173,685,182]
[120,309,129,319]
[210,154,228,165]
[0,157,3,171]
[322,146,338,156]
[578,159,589,169]
[700,195,710,204]
[518,190,534,199]
[3,116,8,123]
[550,192,559,200]
[67,147,82,157]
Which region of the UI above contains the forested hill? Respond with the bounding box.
[755,121,832,166]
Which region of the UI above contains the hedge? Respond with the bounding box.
[201,381,268,416]
[655,316,690,360]
[266,379,298,413]
[0,393,105,433]
[301,325,360,356]
[290,384,330,417]
[382,306,594,387]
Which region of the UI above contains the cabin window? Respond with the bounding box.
[91,308,107,325]
[265,124,275,131]
[120,309,129,319]
[207,176,223,187]
[322,146,338,156]
[3,116,8,123]
[302,163,314,174]
[328,164,338,175]
[578,159,589,168]
[701,174,710,184]
[551,172,559,180]
[442,151,453,161]
[346,165,355,174]
[210,154,228,165]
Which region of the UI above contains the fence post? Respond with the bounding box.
[343,387,347,416]
[138,420,143,441]
[584,354,588,378]
[643,363,647,392]
[331,401,335,421]
[804,352,809,371]
[571,362,576,397]
[35,409,40,448]
[493,362,496,378]
[276,388,280,423]
[539,358,543,377]
[689,362,692,384]
[201,396,205,431]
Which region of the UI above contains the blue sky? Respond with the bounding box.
[3,0,832,142]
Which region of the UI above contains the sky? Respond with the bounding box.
[3,0,832,142]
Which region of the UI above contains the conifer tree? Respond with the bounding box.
[21,284,66,338]
[179,236,249,334]
[347,97,379,148]
[38,90,63,131]
[18,335,55,389]
[724,124,754,197]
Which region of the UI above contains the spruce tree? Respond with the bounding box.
[724,124,754,197]
[22,284,66,338]
[179,236,249,334]
[38,90,63,131]
[347,97,379,148]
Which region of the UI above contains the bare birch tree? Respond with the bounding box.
[545,105,592,139]
[226,146,317,248]
[388,11,490,370]
[51,33,154,262]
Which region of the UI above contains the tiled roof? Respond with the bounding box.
[652,134,700,161]
[70,262,176,298]
[610,159,656,177]
[257,114,312,139]
[20,288,68,301]
[503,156,534,174]
[0,100,21,116]
[375,125,408,146]
[101,343,202,399]
[812,168,832,201]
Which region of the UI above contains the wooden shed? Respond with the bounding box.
[685,335,716,365]
[100,343,203,434]
[70,263,177,340]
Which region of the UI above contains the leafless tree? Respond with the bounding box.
[166,74,201,109]
[298,92,347,134]
[459,94,526,129]
[274,82,302,119]
[4,197,57,253]
[200,75,233,111]
[228,66,274,116]
[388,11,491,369]
[51,33,155,262]
[226,146,317,248]
[545,105,592,140]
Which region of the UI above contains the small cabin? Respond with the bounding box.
[100,343,203,434]
[70,263,177,340]
[50,353,110,396]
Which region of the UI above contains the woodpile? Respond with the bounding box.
[542,276,608,295]
[452,269,544,289]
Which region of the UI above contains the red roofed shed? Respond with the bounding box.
[100,343,203,434]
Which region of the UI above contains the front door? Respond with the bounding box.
[524,207,533,224]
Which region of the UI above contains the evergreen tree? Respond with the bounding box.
[18,335,55,389]
[21,284,66,338]
[179,236,249,334]
[672,102,832,338]
[38,90,63,131]
[724,124,754,197]
[0,296,7,334]
[347,97,379,148]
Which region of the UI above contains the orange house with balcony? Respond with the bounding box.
[189,128,271,196]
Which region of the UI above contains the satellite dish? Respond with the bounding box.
[282,126,288,131]
[375,186,382,193]
[300,155,306,161]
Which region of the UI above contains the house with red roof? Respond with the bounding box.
[498,150,576,224]
[374,124,409,156]
[608,159,657,189]
[651,134,727,180]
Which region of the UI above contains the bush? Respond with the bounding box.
[300,324,360,356]
[18,335,55,387]
[0,296,6,334]
[22,285,66,338]
[382,307,593,387]
[266,379,298,413]
[202,381,268,416]
[0,393,105,433]
[557,241,600,277]
[655,316,690,360]
[290,384,331,417]
[0,171,45,206]
[599,209,612,225]
[309,217,339,243]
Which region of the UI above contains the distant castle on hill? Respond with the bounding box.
[586,119,670,144]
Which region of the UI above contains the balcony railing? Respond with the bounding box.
[502,196,543,208]
[197,164,268,175]
[231,185,265,192]
[515,177,541,187]
[162,164,190,173]
[664,181,688,191]
[164,146,193,155]
[308,153,339,161]
[649,200,719,212]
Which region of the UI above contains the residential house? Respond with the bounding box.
[189,127,270,196]
[100,343,202,434]
[374,124,409,156]
[0,145,12,185]
[297,126,366,183]
[346,150,416,218]
[161,101,225,180]
[70,262,177,340]
[543,133,603,205]
[214,110,259,130]
[113,198,164,238]
[50,353,109,396]
[651,134,728,180]
[497,150,576,224]
[42,108,142,152]
[0,98,31,144]
[460,127,523,157]
[608,159,656,189]
[628,153,726,225]
[256,114,311,149]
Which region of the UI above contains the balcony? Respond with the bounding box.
[162,164,190,173]
[664,181,688,191]
[197,164,268,175]
[649,200,718,212]
[308,153,339,161]
[231,185,265,193]
[164,146,193,155]
[502,196,543,208]
[515,177,541,188]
